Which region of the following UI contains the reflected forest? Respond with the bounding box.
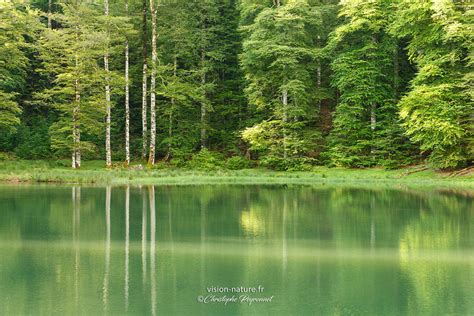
[1,185,473,315]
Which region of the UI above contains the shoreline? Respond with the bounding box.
[0,161,472,189]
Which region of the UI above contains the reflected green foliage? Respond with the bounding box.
[0,184,473,315]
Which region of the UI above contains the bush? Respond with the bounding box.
[225,156,251,170]
[0,152,15,161]
[186,149,224,170]
[261,156,315,171]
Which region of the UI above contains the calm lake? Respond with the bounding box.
[0,184,473,315]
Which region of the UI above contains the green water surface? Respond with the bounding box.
[0,184,473,315]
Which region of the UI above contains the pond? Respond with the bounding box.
[0,184,473,315]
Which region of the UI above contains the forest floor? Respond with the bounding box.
[0,160,472,188]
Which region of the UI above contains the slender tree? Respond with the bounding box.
[142,0,148,160]
[124,0,130,166]
[104,0,112,167]
[148,0,157,165]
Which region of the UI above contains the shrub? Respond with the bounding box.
[261,156,315,171]
[225,156,251,170]
[186,149,224,170]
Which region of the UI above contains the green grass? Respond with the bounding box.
[0,159,472,188]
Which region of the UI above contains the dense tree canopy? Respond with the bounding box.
[0,0,472,170]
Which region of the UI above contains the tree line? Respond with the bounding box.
[0,0,472,170]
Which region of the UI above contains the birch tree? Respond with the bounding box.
[142,0,148,160]
[104,0,112,167]
[148,0,157,166]
[124,0,130,166]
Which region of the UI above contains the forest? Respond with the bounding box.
[0,0,472,171]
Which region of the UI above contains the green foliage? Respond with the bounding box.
[240,0,324,164]
[186,148,225,170]
[326,0,412,168]
[392,0,472,169]
[0,3,40,133]
[225,156,251,170]
[0,0,470,170]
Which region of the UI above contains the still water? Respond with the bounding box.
[0,184,473,315]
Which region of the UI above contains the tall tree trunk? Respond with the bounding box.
[393,43,399,102]
[73,76,81,169]
[200,49,207,150]
[282,89,288,160]
[104,0,112,168]
[142,0,148,160]
[72,28,81,169]
[124,0,130,166]
[148,0,157,165]
[370,103,376,131]
[316,35,321,112]
[47,0,52,29]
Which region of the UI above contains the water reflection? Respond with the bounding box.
[103,186,111,312]
[149,186,156,316]
[0,184,472,315]
[124,186,130,311]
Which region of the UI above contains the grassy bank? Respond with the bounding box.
[0,160,473,188]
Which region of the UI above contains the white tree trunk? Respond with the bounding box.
[148,0,157,165]
[72,50,81,169]
[282,89,288,159]
[317,35,321,112]
[104,0,112,168]
[142,0,148,160]
[200,50,206,150]
[371,103,376,131]
[47,0,52,29]
[125,1,130,166]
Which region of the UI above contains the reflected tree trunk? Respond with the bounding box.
[200,197,206,288]
[142,187,148,285]
[124,186,130,311]
[103,186,111,311]
[168,194,177,300]
[282,192,288,272]
[149,186,156,316]
[72,187,81,306]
